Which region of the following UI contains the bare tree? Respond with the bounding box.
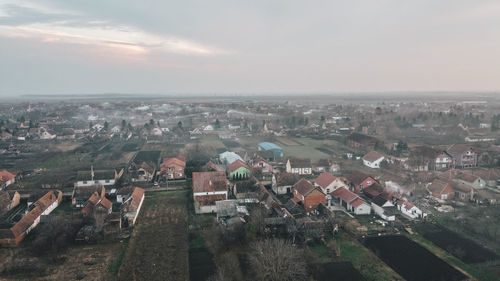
[249,239,311,281]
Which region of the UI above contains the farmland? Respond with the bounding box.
[364,235,467,281]
[118,190,189,281]
[415,223,499,264]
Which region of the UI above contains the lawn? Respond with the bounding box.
[118,190,189,281]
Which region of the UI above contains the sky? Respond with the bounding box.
[1,0,500,96]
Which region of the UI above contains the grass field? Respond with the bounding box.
[118,190,189,281]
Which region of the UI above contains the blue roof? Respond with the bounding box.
[258,142,282,151]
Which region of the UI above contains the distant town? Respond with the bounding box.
[0,94,499,281]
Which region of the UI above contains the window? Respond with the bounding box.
[178,167,182,171]
[178,173,183,177]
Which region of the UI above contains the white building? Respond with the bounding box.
[362,151,385,169]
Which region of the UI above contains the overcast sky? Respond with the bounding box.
[1,0,500,96]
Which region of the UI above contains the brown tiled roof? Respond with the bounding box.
[192,172,228,193]
[194,194,227,206]
[447,144,474,155]
[428,179,452,195]
[331,187,358,203]
[363,183,384,198]
[287,157,311,168]
[315,172,336,189]
[117,186,135,196]
[363,150,385,162]
[73,185,105,199]
[0,191,14,211]
[348,170,372,186]
[228,159,250,173]
[276,173,300,186]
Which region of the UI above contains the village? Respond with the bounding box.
[0,94,499,281]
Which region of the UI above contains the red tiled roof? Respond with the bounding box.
[351,198,368,208]
[192,172,228,193]
[161,157,186,168]
[127,187,145,212]
[331,187,358,203]
[228,159,250,173]
[293,179,316,196]
[10,190,61,238]
[0,170,16,182]
[315,172,336,189]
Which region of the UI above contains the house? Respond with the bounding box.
[81,191,113,217]
[408,146,439,171]
[313,159,331,173]
[0,170,17,189]
[446,144,477,168]
[362,151,385,169]
[427,179,454,200]
[451,170,485,189]
[362,183,385,199]
[228,159,252,180]
[292,179,326,213]
[192,171,229,214]
[252,158,273,175]
[75,168,122,187]
[160,157,186,180]
[129,161,156,182]
[314,172,349,194]
[233,178,262,203]
[286,157,312,175]
[435,151,453,170]
[121,187,145,226]
[348,170,376,193]
[271,173,300,194]
[396,199,426,219]
[0,190,62,246]
[0,191,20,216]
[330,187,371,215]
[219,151,244,165]
[450,181,474,201]
[72,184,106,208]
[469,168,500,189]
[116,186,135,203]
[371,193,396,221]
[257,142,283,159]
[129,150,161,182]
[475,189,500,205]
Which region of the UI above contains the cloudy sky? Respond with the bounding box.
[1,0,500,96]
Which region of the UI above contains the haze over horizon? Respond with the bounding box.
[1,1,500,96]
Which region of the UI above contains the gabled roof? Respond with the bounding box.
[0,170,16,182]
[428,179,453,195]
[363,150,385,162]
[371,194,391,207]
[10,190,61,237]
[287,157,311,168]
[192,171,228,193]
[293,179,316,196]
[228,159,250,173]
[258,142,282,151]
[123,187,145,212]
[161,157,186,168]
[315,172,336,189]
[275,173,300,186]
[73,185,105,199]
[331,187,358,203]
[363,183,384,198]
[348,170,372,186]
[351,198,368,208]
[447,144,474,155]
[219,151,244,164]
